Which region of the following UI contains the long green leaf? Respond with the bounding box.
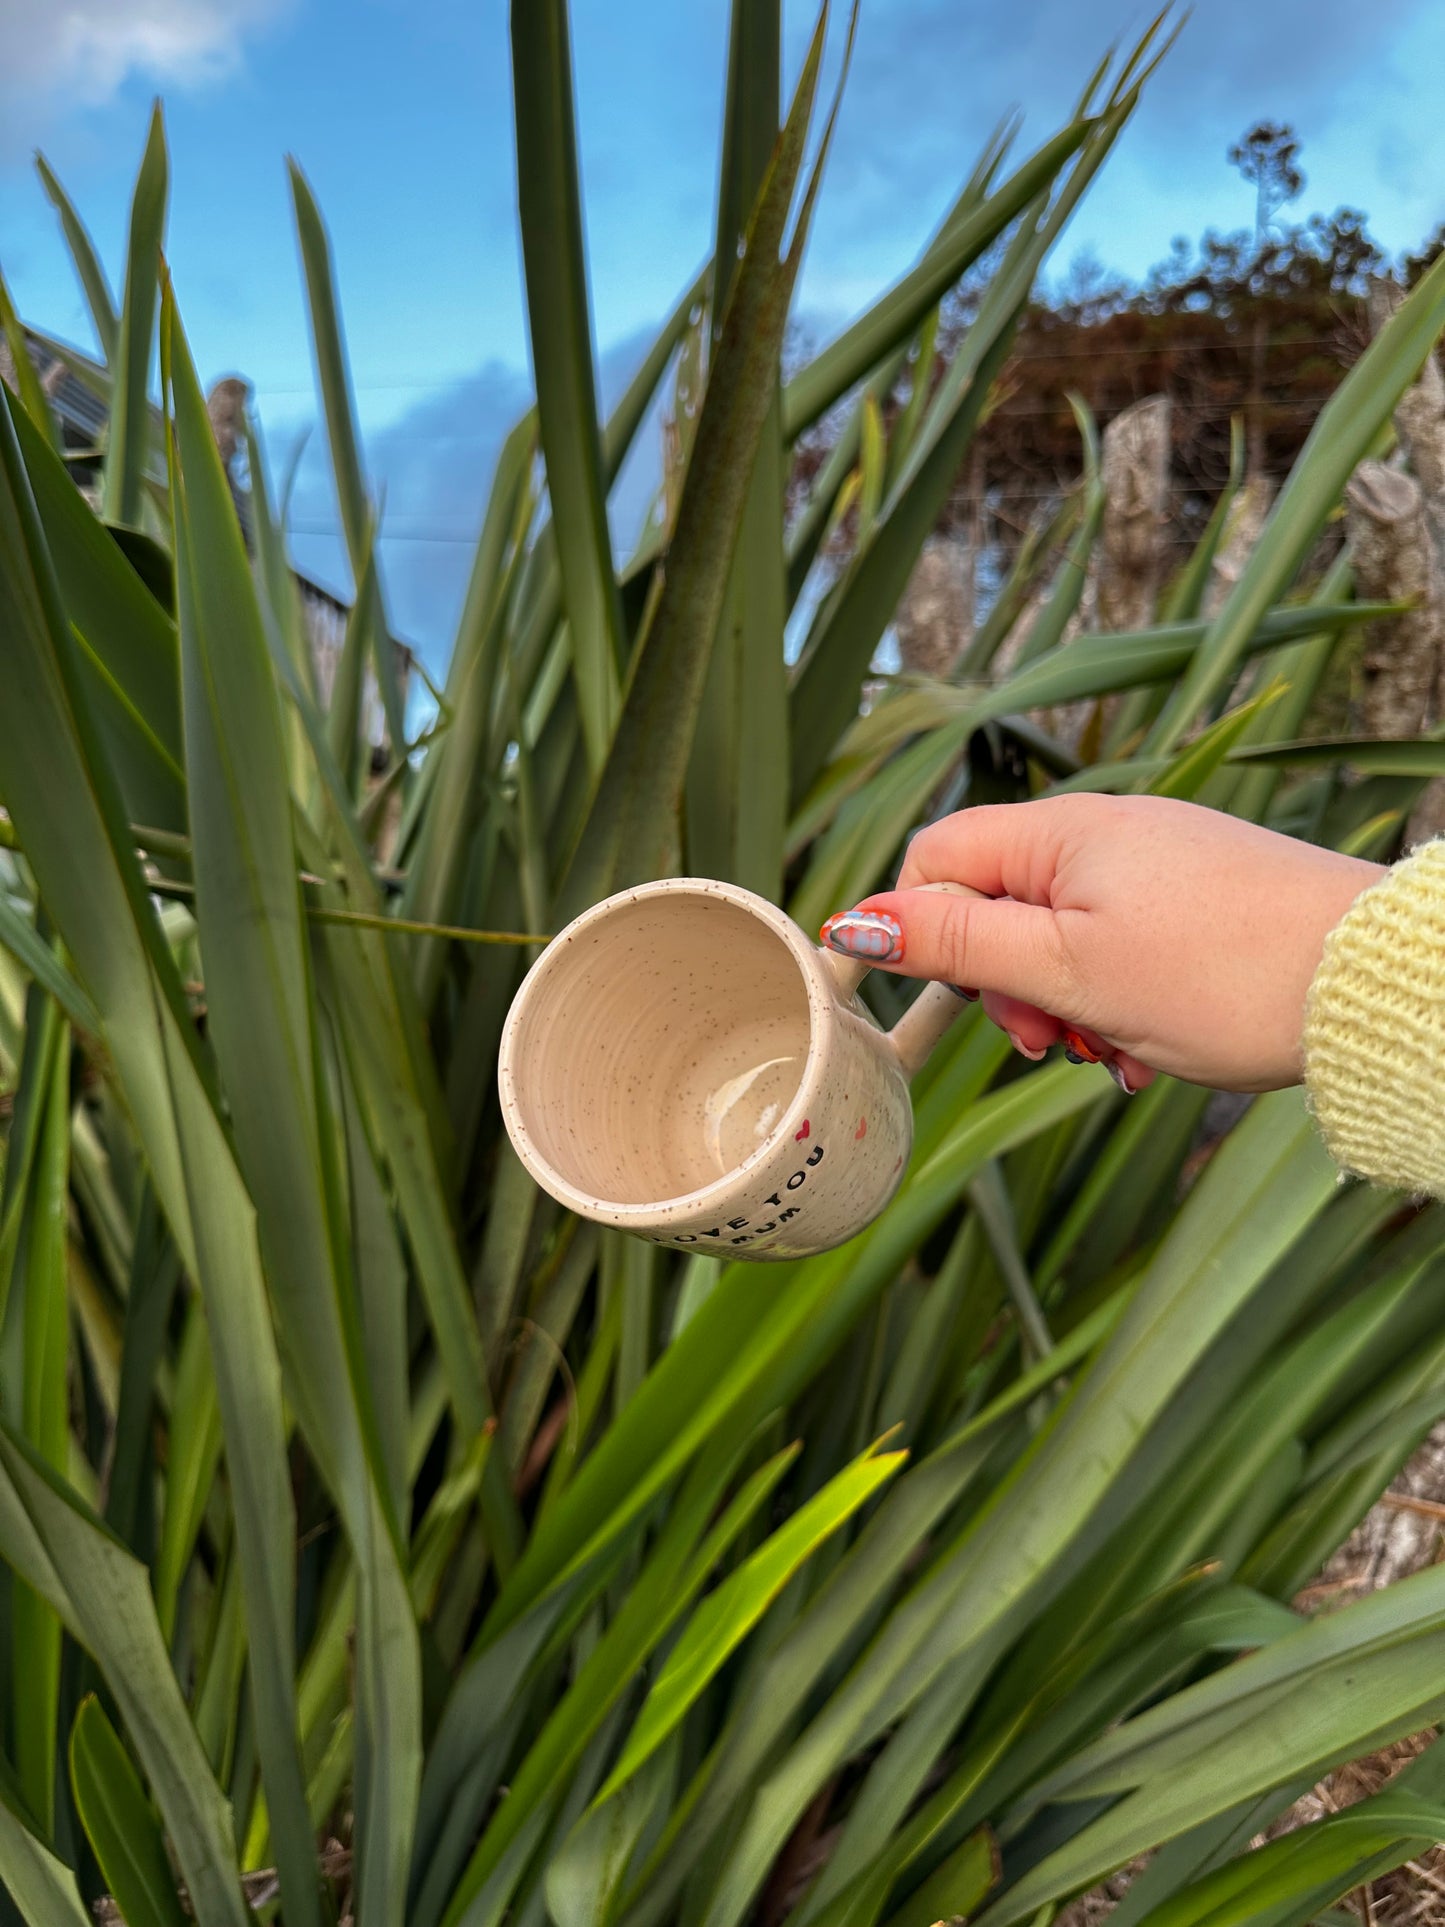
[489,1059,1101,1641]
[152,1294,221,1640]
[781,117,1094,438]
[1130,1794,1445,1927]
[981,1573,1445,1923]
[0,892,99,1033]
[0,1427,250,1927]
[1,302,310,1927]
[511,0,628,773]
[1231,734,1445,773]
[500,266,708,749]
[35,153,119,365]
[788,96,1143,799]
[598,1440,906,1803]
[696,1094,1336,1927]
[1148,241,1445,749]
[70,1696,190,1927]
[11,1013,69,1833]
[686,0,787,893]
[442,1438,797,1926]
[0,267,61,455]
[789,600,1388,932]
[7,393,185,833]
[788,313,1016,802]
[289,159,406,751]
[102,103,167,527]
[401,409,536,985]
[559,3,850,917]
[1020,417,1108,683]
[167,292,419,1927]
[0,1780,91,1927]
[1148,681,1285,800]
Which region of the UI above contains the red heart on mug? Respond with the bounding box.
[855,1116,868,1140]
[794,1119,810,1142]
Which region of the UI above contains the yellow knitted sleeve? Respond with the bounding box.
[1303,838,1445,1196]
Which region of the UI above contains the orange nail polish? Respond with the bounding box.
[820,910,904,964]
[1063,1029,1103,1064]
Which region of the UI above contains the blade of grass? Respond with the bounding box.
[955,493,1080,679]
[783,126,1020,612]
[401,410,537,999]
[1230,736,1445,773]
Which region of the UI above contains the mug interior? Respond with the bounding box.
[507,893,813,1207]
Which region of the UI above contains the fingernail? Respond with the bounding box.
[1063,1029,1103,1065]
[820,910,904,965]
[948,984,980,1002]
[1006,1030,1048,1062]
[1106,1060,1137,1096]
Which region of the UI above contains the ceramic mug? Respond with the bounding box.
[497,877,981,1262]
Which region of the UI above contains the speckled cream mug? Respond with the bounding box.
[497,877,981,1262]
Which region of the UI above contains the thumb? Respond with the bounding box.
[821,883,1073,1013]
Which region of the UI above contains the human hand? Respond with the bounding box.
[819,795,1385,1093]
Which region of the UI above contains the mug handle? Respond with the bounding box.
[820,881,989,1079]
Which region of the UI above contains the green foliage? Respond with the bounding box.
[2,6,1445,1925]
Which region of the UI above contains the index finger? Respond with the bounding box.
[898,801,1074,907]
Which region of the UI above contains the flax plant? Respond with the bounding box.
[4,8,1445,1925]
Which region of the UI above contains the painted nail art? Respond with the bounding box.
[1006,1030,1048,1062]
[1062,1029,1103,1065]
[948,984,980,1002]
[820,910,904,964]
[1105,1060,1137,1096]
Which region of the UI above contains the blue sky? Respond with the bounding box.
[4,0,1444,668]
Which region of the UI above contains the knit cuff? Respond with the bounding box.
[1303,838,1445,1196]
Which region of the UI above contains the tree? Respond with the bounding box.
[1229,120,1306,245]
[1230,122,1307,468]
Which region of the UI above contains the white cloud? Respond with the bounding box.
[0,0,287,138]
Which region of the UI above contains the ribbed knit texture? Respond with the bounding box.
[1303,838,1445,1196]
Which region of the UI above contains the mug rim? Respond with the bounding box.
[497,876,849,1227]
